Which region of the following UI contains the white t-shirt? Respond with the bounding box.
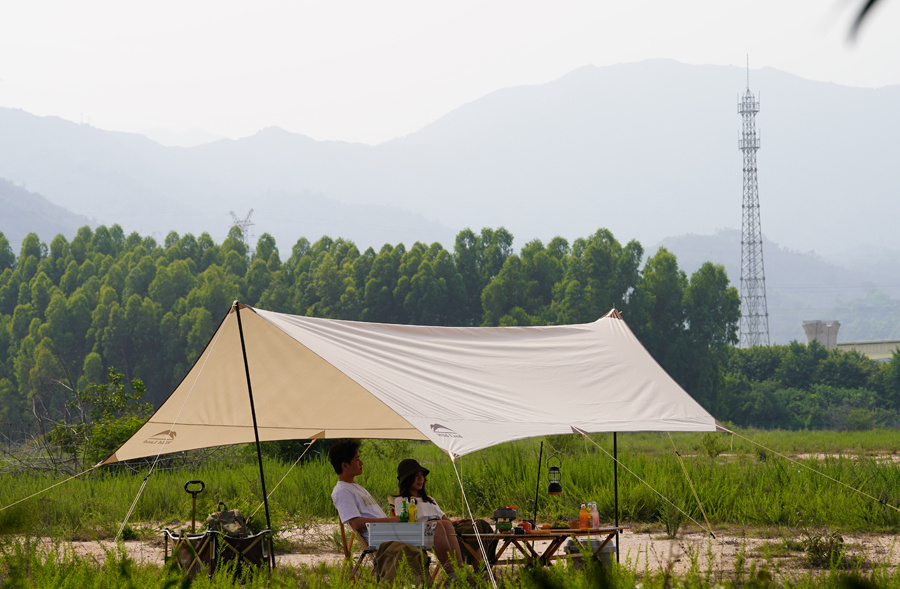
[332,481,387,540]
[394,496,445,522]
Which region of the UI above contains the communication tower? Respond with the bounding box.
[738,67,770,347]
[229,209,255,252]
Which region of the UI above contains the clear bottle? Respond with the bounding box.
[590,501,600,528]
[579,502,589,529]
[400,500,409,523]
[408,498,418,523]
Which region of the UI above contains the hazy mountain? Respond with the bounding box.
[0,111,453,249]
[140,127,226,148]
[2,59,899,340]
[0,177,92,250]
[1,60,897,257]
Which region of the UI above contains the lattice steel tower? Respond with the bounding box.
[738,70,770,347]
[229,208,255,254]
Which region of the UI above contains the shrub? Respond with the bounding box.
[802,530,846,568]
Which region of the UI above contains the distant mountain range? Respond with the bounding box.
[0,178,92,249]
[656,231,900,344]
[2,59,899,342]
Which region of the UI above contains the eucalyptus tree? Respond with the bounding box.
[628,247,688,373]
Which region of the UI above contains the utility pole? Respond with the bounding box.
[738,65,770,347]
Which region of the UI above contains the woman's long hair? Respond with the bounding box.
[398,473,436,505]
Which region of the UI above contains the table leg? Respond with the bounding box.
[539,536,569,566]
[590,533,615,557]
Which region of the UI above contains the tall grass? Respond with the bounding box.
[3,429,900,540]
[3,535,900,588]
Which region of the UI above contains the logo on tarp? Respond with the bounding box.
[430,424,462,438]
[143,430,177,445]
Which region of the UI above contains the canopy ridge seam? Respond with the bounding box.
[115,320,229,541]
[576,430,715,538]
[449,455,497,589]
[666,432,715,538]
[726,429,900,513]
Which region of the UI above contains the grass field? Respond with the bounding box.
[3,428,900,538]
[3,428,900,586]
[1,533,899,588]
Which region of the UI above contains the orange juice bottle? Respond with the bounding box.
[579,502,589,529]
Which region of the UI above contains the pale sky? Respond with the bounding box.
[1,0,898,145]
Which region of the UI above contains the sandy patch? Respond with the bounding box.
[31,523,900,581]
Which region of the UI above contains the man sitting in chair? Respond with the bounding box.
[330,440,400,540]
[330,440,435,583]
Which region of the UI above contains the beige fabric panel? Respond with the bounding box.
[101,306,424,465]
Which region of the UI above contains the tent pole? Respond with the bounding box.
[532,441,543,526]
[614,432,619,563]
[234,303,273,534]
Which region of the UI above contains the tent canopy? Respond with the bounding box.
[101,303,720,465]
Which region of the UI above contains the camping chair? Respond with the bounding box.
[338,519,377,579]
[164,528,274,579]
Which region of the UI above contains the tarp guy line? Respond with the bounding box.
[725,428,900,513]
[667,432,714,536]
[0,465,98,513]
[116,312,230,540]
[574,427,715,538]
[1,308,231,527]
[249,434,323,520]
[449,455,497,589]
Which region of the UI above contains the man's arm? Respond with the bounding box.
[347,514,401,533]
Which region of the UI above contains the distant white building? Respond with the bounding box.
[803,319,899,361]
[802,320,840,349]
[836,340,900,363]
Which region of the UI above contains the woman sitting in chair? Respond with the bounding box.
[394,458,468,580]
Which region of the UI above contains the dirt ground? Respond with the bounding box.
[50,522,900,581]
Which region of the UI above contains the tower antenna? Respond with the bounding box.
[738,65,770,347]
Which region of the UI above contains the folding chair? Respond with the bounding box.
[338,519,377,579]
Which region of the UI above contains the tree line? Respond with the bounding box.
[0,224,897,441]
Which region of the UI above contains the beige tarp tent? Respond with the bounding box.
[101,302,720,466]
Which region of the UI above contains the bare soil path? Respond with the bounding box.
[47,523,900,581]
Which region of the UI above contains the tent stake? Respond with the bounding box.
[532,441,543,526]
[234,303,273,535]
[614,432,619,563]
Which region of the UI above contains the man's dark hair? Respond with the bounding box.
[329,439,361,474]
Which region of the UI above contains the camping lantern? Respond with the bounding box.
[547,461,562,495]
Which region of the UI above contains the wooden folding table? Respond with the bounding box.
[457,526,626,568]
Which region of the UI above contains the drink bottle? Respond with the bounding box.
[590,502,600,528]
[579,502,589,529]
[400,500,409,523]
[408,499,417,522]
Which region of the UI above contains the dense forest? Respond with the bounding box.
[0,225,898,446]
